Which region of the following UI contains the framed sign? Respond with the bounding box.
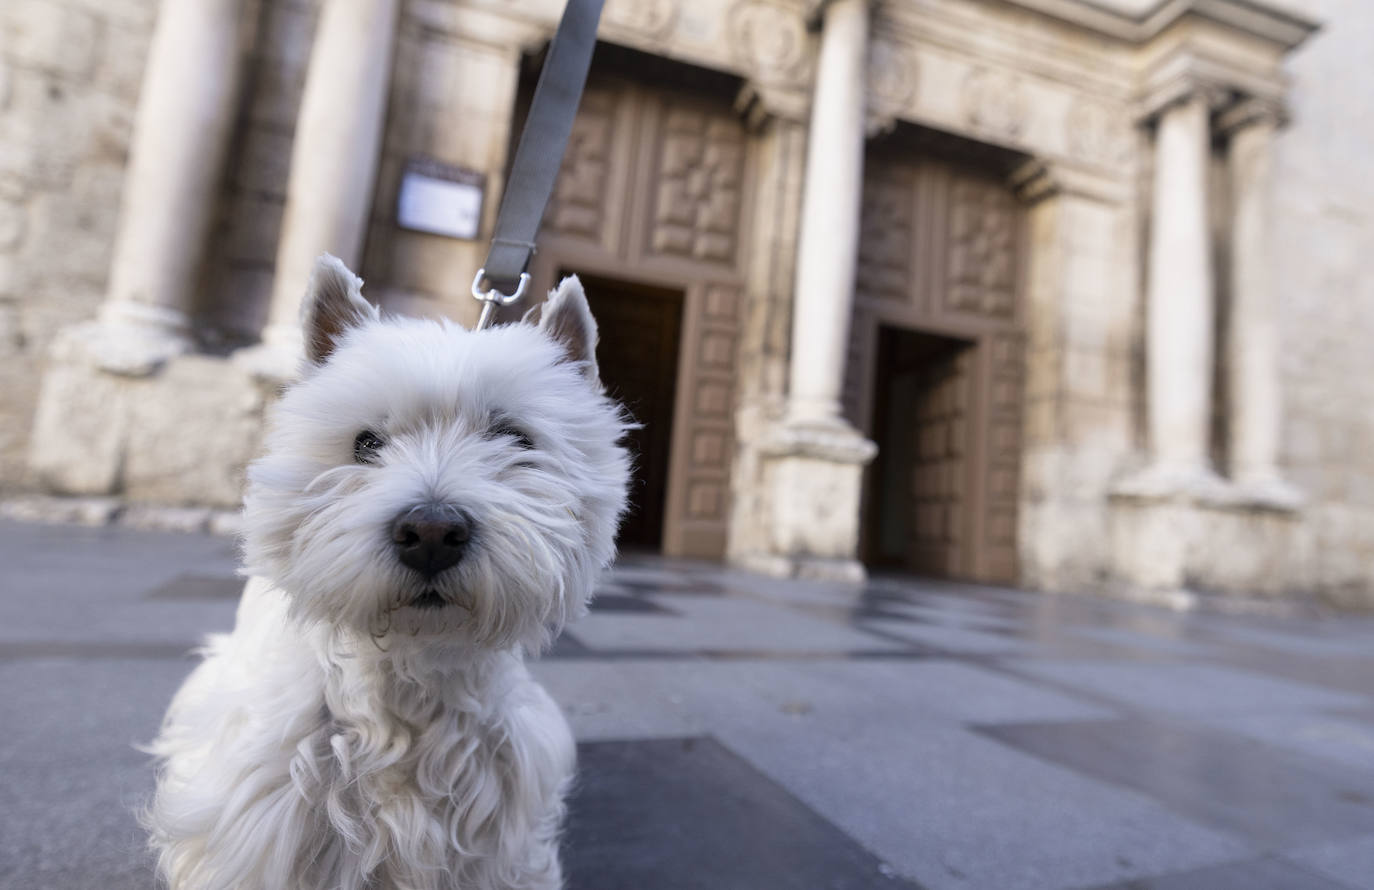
[396,157,486,240]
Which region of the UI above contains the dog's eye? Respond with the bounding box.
[353,430,385,464]
[489,421,535,451]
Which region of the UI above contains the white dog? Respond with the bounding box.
[145,256,630,890]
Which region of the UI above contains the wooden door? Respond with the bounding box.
[848,148,1027,584]
[527,73,750,559]
[579,275,684,551]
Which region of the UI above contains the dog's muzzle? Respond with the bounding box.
[391,504,473,578]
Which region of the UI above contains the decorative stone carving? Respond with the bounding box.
[727,0,812,87]
[1065,98,1132,167]
[603,0,678,40]
[867,37,916,115]
[543,87,616,240]
[946,177,1017,319]
[650,107,745,263]
[856,159,912,300]
[960,66,1027,141]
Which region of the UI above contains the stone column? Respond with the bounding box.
[85,0,248,375]
[1221,100,1301,508]
[786,0,869,427]
[238,0,400,378]
[1119,93,1228,499]
[749,0,876,582]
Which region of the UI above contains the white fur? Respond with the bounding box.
[145,263,630,890]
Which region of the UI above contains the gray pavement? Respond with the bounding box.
[2,518,1374,889]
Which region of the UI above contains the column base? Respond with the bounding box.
[1230,473,1304,512]
[1110,460,1236,505]
[232,324,305,383]
[743,417,877,580]
[59,302,194,377]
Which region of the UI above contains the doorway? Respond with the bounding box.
[572,272,685,551]
[863,325,975,575]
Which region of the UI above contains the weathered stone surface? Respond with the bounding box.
[1,1,99,78]
[122,355,267,508]
[27,345,131,496]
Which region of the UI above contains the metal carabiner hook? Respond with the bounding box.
[470,269,531,331]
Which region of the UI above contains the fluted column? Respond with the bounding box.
[89,0,248,374]
[1222,101,1301,508]
[1120,92,1228,498]
[786,0,869,426]
[239,0,400,378]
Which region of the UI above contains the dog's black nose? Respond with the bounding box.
[391,505,472,577]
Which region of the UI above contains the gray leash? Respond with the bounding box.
[471,0,605,330]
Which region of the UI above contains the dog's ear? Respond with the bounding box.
[301,254,379,365]
[531,275,599,382]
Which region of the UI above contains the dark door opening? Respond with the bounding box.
[569,272,684,551]
[863,324,975,577]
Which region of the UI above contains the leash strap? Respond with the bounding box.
[473,0,605,329]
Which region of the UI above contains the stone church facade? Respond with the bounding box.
[3,0,1372,608]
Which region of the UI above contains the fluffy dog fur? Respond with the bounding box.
[145,256,630,890]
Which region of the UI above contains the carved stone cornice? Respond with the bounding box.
[985,0,1319,51]
[1136,57,1240,125]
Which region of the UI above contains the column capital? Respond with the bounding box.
[735,81,810,130]
[1007,158,1133,207]
[1136,75,1230,127]
[805,0,872,29]
[1216,95,1287,138]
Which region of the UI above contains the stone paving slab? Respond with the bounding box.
[4,519,1374,889]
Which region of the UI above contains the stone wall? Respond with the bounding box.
[0,0,156,490]
[1272,0,1374,606]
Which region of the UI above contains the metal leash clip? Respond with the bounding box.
[470,268,530,331]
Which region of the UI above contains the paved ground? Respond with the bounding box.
[2,519,1374,890]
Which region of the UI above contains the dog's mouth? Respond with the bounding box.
[409,589,449,610]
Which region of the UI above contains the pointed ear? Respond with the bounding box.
[300,254,378,365]
[533,275,598,381]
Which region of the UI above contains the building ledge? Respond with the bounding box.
[993,0,1320,50]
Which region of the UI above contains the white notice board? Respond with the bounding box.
[396,158,486,240]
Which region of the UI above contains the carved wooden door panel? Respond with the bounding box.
[851,151,1026,583]
[532,76,749,559]
[663,282,741,558]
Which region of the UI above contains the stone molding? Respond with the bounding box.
[987,0,1319,51]
[1007,158,1133,206]
[758,419,877,465]
[1135,63,1239,126]
[603,0,679,42]
[1215,94,1287,136]
[734,81,810,128]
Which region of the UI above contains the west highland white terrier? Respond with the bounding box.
[145,255,630,890]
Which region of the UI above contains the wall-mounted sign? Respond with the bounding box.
[396,157,485,240]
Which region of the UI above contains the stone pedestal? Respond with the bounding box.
[236,0,400,380]
[1108,496,1309,605]
[29,347,271,505]
[745,422,876,582]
